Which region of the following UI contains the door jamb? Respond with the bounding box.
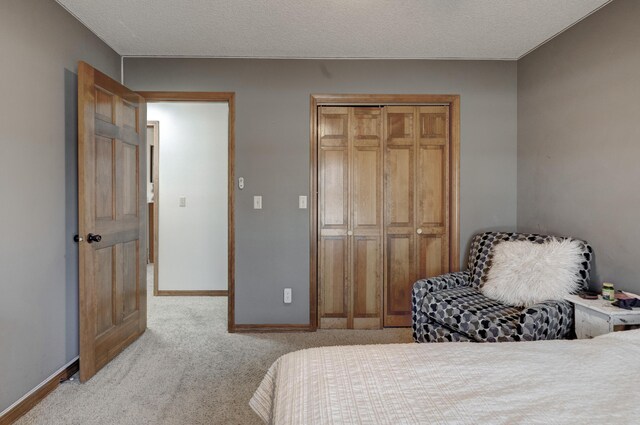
[147,121,159,294]
[139,92,236,332]
[309,94,461,330]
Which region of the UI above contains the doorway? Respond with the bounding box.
[141,92,236,330]
[77,62,236,381]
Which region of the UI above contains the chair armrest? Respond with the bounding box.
[413,271,471,295]
[519,300,574,341]
[411,271,471,342]
[412,271,470,312]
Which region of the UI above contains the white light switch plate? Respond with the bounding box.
[284,288,292,304]
[179,196,186,207]
[298,195,307,209]
[253,195,262,209]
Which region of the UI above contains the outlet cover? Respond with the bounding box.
[284,288,292,304]
[298,195,307,209]
[253,195,262,209]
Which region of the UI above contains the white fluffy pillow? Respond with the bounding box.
[480,239,583,307]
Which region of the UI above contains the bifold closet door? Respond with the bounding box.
[318,107,383,329]
[384,106,450,327]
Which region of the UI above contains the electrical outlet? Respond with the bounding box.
[253,195,262,209]
[284,288,292,304]
[179,196,186,207]
[298,195,307,209]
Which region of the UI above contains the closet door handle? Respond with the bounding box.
[416,228,423,234]
[347,230,353,236]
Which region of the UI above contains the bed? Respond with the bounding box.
[250,329,640,424]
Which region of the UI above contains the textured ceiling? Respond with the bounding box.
[56,0,611,59]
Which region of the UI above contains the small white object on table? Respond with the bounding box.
[565,293,640,339]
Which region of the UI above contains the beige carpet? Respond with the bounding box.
[16,267,412,425]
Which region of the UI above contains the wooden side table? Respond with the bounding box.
[565,293,640,339]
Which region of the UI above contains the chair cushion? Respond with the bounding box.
[423,287,523,342]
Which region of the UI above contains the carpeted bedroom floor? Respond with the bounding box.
[15,266,412,425]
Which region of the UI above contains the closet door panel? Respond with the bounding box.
[320,237,349,328]
[386,106,415,144]
[416,106,450,277]
[383,106,417,327]
[386,146,414,227]
[417,235,446,280]
[417,106,449,233]
[350,108,382,329]
[352,108,382,232]
[416,145,446,232]
[319,107,349,328]
[385,234,415,327]
[352,236,381,323]
[352,148,380,229]
[319,107,349,231]
[319,107,349,147]
[384,144,416,326]
[320,148,349,230]
[352,107,382,146]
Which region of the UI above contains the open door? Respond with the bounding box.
[77,62,147,382]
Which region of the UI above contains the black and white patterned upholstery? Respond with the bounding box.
[412,232,593,343]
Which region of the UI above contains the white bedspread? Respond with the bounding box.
[250,330,640,424]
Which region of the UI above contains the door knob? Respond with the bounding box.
[416,228,423,234]
[73,235,83,243]
[87,233,102,243]
[347,230,353,236]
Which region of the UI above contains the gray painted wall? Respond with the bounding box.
[124,58,518,325]
[518,0,640,293]
[0,0,120,412]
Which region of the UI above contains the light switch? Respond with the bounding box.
[298,195,307,209]
[238,177,244,190]
[253,195,262,209]
[179,196,186,207]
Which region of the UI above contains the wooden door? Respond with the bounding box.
[318,107,382,329]
[383,106,450,327]
[318,107,350,329]
[384,107,417,327]
[350,108,383,329]
[415,106,450,282]
[78,62,147,381]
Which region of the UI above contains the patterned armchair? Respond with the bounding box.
[412,232,593,343]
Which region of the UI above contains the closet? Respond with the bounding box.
[318,103,452,329]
